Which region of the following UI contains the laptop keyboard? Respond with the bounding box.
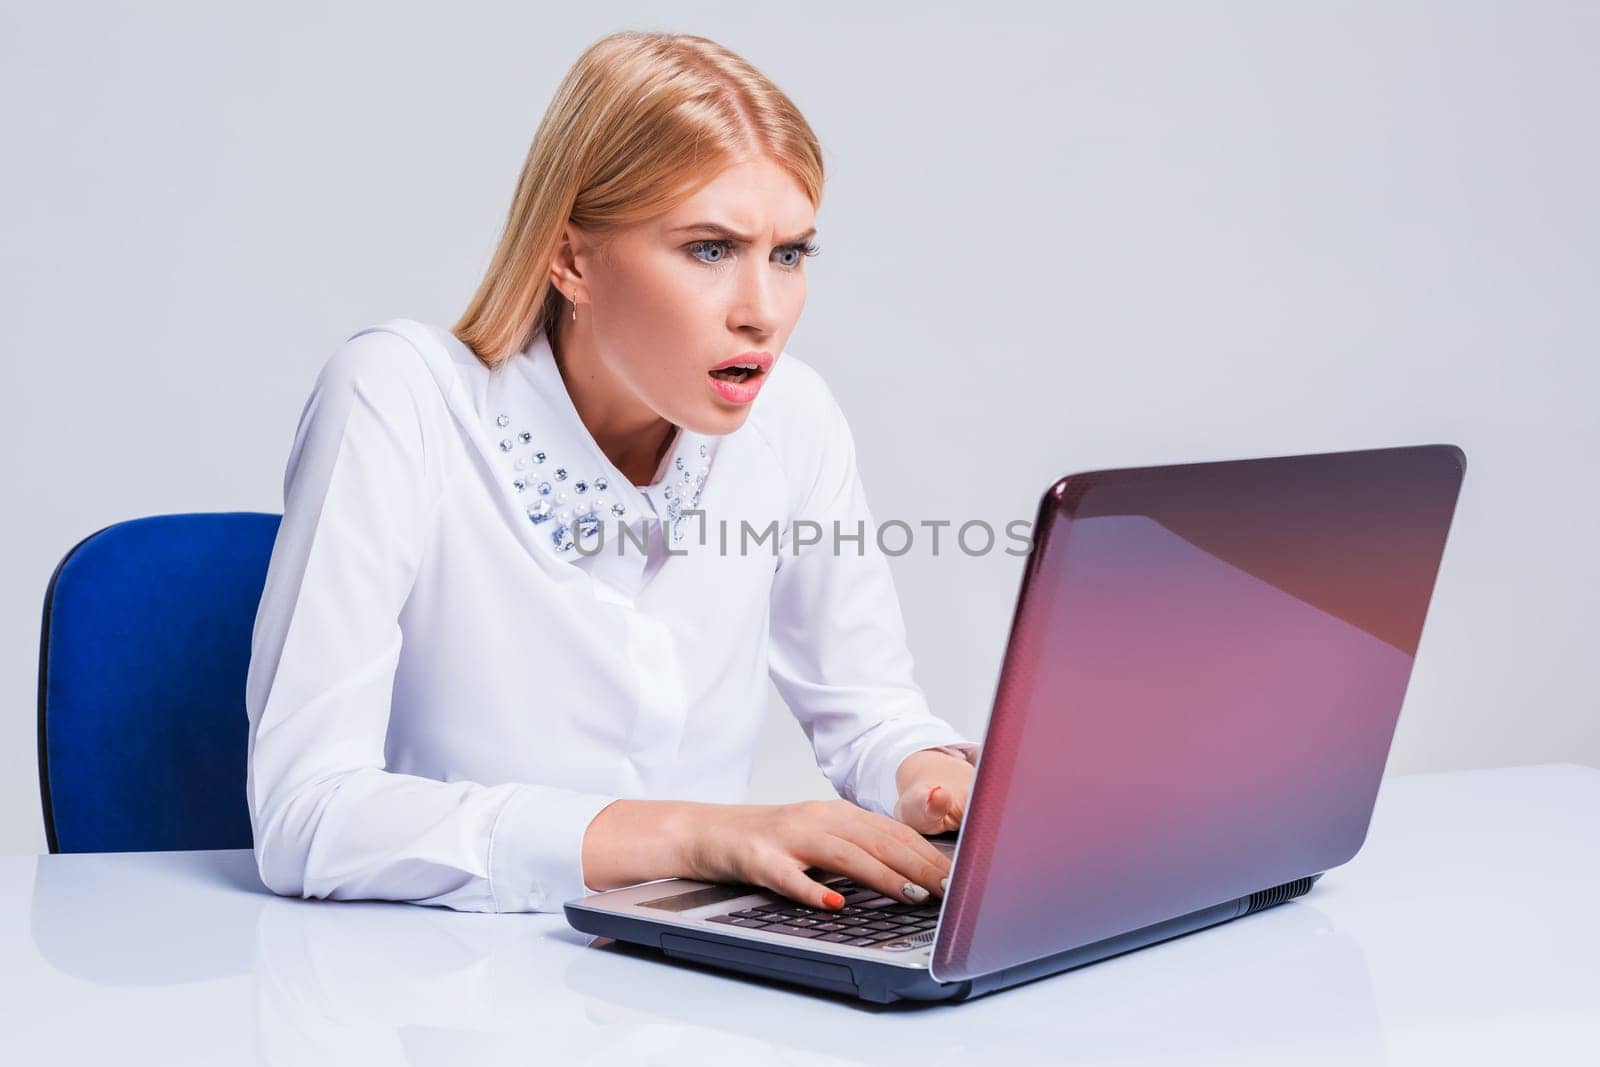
[703,874,941,950]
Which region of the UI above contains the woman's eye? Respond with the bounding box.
[688,239,730,265]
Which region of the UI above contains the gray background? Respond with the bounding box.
[2,1,1594,856]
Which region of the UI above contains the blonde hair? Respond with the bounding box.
[452,31,826,371]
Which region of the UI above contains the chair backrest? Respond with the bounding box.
[38,511,281,852]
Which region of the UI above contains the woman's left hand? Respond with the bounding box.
[892,748,975,835]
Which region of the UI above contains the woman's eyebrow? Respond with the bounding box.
[671,222,817,244]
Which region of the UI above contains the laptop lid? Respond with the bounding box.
[931,443,1467,983]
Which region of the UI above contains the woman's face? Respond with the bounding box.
[553,156,817,438]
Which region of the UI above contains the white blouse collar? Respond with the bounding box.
[488,327,718,569]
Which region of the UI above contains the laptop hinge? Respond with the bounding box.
[1243,873,1321,915]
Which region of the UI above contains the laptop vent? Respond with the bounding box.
[1244,876,1316,915]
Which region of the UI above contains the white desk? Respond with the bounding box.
[2,764,1595,1065]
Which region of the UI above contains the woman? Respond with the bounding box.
[244,30,980,916]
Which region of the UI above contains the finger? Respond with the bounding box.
[855,824,950,899]
[938,786,967,830]
[894,784,948,835]
[760,859,848,911]
[819,833,945,906]
[864,807,952,873]
[921,783,969,832]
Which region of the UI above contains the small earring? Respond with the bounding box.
[570,291,576,321]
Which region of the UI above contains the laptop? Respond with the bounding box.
[563,443,1468,1004]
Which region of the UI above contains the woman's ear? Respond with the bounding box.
[549,222,584,299]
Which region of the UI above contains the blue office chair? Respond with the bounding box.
[37,512,281,853]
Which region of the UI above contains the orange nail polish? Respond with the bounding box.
[823,890,845,908]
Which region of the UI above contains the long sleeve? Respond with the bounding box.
[765,367,980,820]
[244,332,618,913]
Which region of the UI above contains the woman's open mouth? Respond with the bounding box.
[707,354,773,404]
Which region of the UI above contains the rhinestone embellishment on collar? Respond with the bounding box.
[493,414,710,555]
[663,445,711,546]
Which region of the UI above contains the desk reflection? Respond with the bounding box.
[24,848,1385,1066]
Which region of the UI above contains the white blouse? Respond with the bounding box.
[244,317,980,914]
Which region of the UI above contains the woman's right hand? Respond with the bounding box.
[683,798,951,910]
